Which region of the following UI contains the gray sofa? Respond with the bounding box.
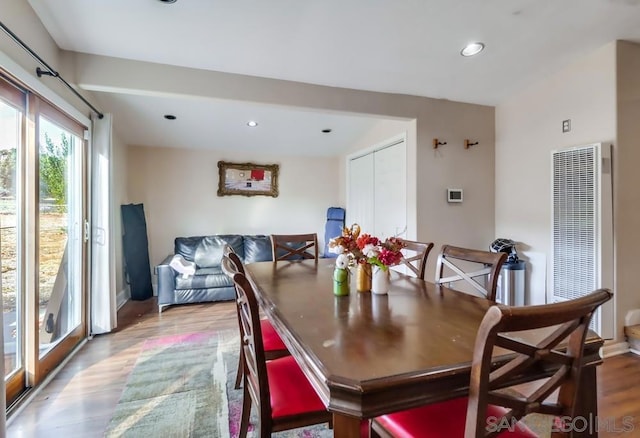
[156,234,273,312]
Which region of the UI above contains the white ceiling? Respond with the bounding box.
[26,0,640,155]
[92,92,387,156]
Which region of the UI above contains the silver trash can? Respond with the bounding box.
[495,260,525,306]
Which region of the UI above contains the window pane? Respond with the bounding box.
[0,98,20,377]
[38,116,82,356]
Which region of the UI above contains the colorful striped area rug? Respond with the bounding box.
[106,330,552,437]
[105,331,230,437]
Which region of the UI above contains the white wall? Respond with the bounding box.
[126,145,340,274]
[495,43,617,327]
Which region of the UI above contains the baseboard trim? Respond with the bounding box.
[116,286,130,310]
[601,341,630,358]
[630,348,640,356]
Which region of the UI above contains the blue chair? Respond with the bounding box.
[323,207,345,258]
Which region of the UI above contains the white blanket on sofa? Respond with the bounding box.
[170,254,197,278]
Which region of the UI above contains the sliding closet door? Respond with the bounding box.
[373,141,406,239]
[347,137,406,238]
[347,153,374,232]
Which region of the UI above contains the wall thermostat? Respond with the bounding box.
[447,188,463,203]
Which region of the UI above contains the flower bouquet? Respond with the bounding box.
[359,235,405,271]
[329,224,405,293]
[327,223,365,265]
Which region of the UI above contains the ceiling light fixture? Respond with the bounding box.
[247,121,258,127]
[460,42,485,57]
[322,129,332,133]
[158,0,177,4]
[164,114,176,120]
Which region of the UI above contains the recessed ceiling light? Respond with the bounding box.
[247,121,258,127]
[164,114,176,120]
[159,0,177,3]
[460,42,485,57]
[322,129,332,133]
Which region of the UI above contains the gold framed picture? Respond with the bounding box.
[217,161,279,197]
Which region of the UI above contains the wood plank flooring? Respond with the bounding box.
[6,299,237,437]
[5,297,640,437]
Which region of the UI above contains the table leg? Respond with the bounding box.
[333,413,364,438]
[572,365,598,438]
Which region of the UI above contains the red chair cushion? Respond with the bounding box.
[375,396,538,438]
[267,355,326,419]
[261,319,287,352]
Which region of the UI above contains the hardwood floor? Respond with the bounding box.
[6,299,237,437]
[5,297,640,437]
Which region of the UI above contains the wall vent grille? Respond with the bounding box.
[551,144,601,331]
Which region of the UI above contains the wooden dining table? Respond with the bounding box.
[245,258,604,438]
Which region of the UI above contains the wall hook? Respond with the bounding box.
[464,139,479,149]
[433,138,447,149]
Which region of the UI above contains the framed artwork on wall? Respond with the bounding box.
[217,161,279,197]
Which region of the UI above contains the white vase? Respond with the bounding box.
[371,266,390,295]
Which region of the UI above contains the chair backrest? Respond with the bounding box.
[465,288,613,438]
[223,244,245,274]
[220,256,272,423]
[271,233,319,261]
[399,240,434,280]
[435,245,507,301]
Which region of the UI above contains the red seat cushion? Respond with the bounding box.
[267,355,326,419]
[375,396,538,438]
[261,319,287,352]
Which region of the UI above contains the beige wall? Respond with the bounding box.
[416,101,496,278]
[338,104,496,281]
[495,43,618,333]
[1,3,88,118]
[615,41,640,342]
[76,53,496,285]
[126,145,340,274]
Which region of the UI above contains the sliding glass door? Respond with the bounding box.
[0,79,24,401]
[1,73,88,406]
[36,105,86,370]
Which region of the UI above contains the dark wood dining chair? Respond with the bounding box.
[270,233,319,261]
[435,245,507,301]
[371,288,613,438]
[399,240,434,280]
[221,255,332,437]
[222,245,289,390]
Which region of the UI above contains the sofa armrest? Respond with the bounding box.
[157,254,177,310]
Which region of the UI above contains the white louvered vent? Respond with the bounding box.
[552,145,597,301]
[551,143,613,337]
